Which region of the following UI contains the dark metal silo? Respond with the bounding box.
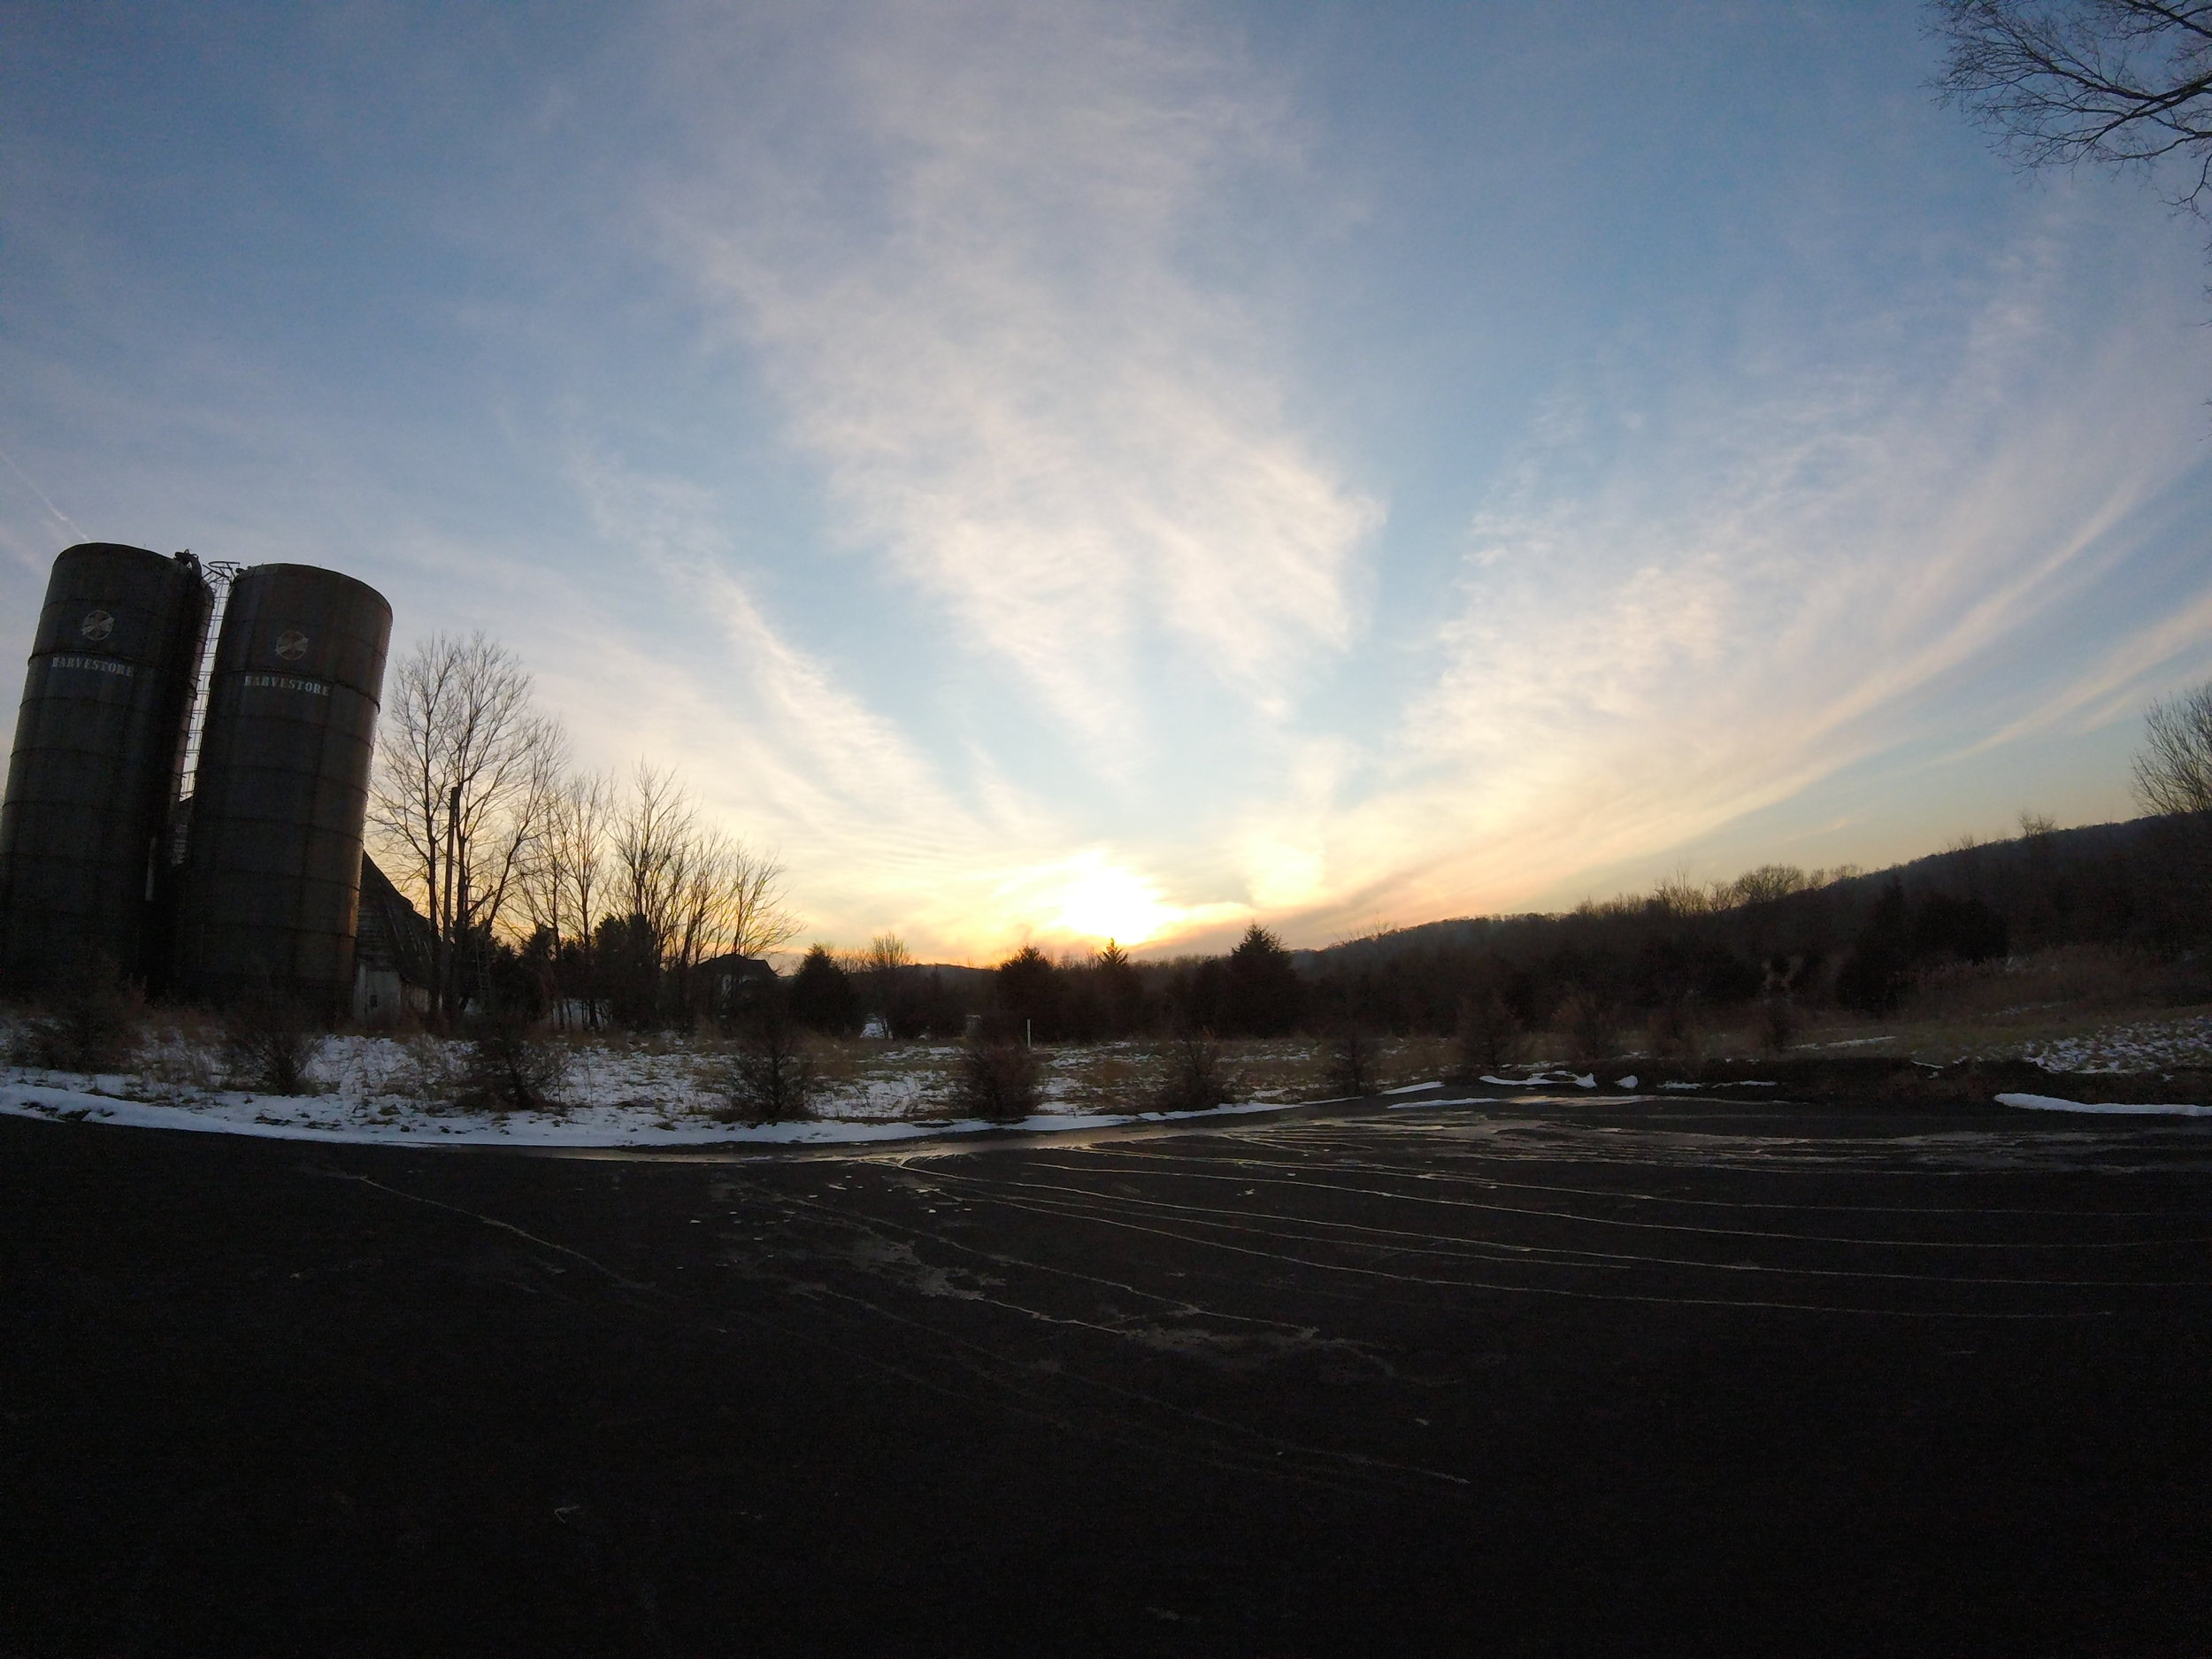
[174,564,390,1014]
[0,544,215,988]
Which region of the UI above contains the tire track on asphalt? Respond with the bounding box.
[710,1179,1469,1497]
[927,1187,2130,1318]
[1092,1143,2202,1219]
[989,1161,2212,1255]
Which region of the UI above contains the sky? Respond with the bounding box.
[4,0,2211,963]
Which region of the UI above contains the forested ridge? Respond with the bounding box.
[797,811,2212,1046]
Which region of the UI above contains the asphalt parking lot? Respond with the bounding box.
[4,1094,2209,1655]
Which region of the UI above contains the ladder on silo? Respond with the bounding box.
[170,557,242,866]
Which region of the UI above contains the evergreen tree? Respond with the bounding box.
[1094,939,1143,1037]
[1224,923,1302,1037]
[787,944,861,1036]
[996,944,1060,1041]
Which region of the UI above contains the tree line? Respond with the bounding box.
[367,633,799,1026]
[772,929,1307,1044]
[371,642,2212,1049]
[771,797,2204,1053]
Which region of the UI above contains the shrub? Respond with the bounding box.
[223,987,322,1094]
[718,1008,818,1125]
[16,952,140,1072]
[1760,995,1798,1056]
[1556,990,1617,1068]
[459,1010,569,1113]
[1323,1026,1377,1096]
[1644,997,1701,1067]
[138,1018,222,1096]
[1152,1032,1236,1112]
[395,1031,467,1104]
[956,1037,1038,1123]
[1837,879,1915,1015]
[1455,991,1525,1075]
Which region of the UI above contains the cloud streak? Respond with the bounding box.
[648,0,1379,746]
[1292,211,2212,929]
[559,449,1259,958]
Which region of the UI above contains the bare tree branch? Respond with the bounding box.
[725,842,803,961]
[367,633,565,1018]
[614,761,696,969]
[2133,679,2212,814]
[1932,1,2212,211]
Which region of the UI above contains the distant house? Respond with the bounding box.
[696,951,779,1019]
[352,854,434,1025]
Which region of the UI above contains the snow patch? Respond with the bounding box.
[0,1079,1308,1148]
[1995,1092,2212,1118]
[2022,1015,2212,1076]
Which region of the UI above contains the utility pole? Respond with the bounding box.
[440,783,459,1021]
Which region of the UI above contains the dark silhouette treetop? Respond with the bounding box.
[1225,922,1302,1038]
[788,942,860,1036]
[996,943,1060,1035]
[1931,2,2212,214]
[2133,679,2212,817]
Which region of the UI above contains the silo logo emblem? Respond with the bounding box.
[79,611,113,641]
[275,629,310,662]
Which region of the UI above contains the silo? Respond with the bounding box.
[173,564,390,1014]
[0,544,214,988]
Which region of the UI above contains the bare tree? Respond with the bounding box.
[1931,3,2212,214]
[669,830,800,964]
[2133,680,2212,815]
[369,634,565,1020]
[614,762,695,962]
[1724,865,1811,907]
[2133,680,2212,936]
[858,933,913,1033]
[611,764,803,1021]
[518,768,615,1027]
[724,841,803,960]
[1649,866,1716,918]
[667,826,741,1015]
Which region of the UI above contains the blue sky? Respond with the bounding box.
[5,0,2210,960]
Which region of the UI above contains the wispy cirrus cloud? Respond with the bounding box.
[559,449,1255,957]
[644,0,1379,746]
[1276,213,2212,933]
[564,450,1011,875]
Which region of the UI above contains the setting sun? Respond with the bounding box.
[981,851,1245,953]
[1043,861,1176,945]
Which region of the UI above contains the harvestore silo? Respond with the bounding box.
[173,564,390,1013]
[0,543,214,988]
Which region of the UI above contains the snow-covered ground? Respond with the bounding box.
[2021,1015,2212,1075]
[0,1068,1313,1149]
[17,1012,2210,1150]
[0,1028,1334,1148]
[1995,1093,2212,1118]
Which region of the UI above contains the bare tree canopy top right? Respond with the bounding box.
[1931,1,2212,214]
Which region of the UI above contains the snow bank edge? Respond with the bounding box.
[1996,1092,2212,1118]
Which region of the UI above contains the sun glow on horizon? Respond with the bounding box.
[986,849,1245,954]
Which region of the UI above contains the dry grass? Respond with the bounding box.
[1043,1035,1458,1109]
[1617,948,2212,1070]
[23,945,2208,1125]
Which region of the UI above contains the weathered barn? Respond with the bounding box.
[352,854,434,1025]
